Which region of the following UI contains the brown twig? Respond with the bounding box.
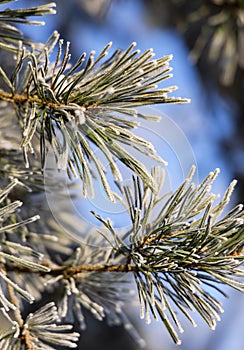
[4,262,137,278]
[4,272,24,327]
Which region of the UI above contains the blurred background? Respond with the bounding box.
[2,0,243,349]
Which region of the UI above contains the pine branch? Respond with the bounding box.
[0,0,56,52]
[174,0,244,85]
[91,166,244,344]
[0,1,243,348]
[0,302,79,349]
[0,34,189,199]
[2,168,243,345]
[0,149,43,191]
[0,180,50,310]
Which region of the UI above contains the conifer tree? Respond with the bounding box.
[0,1,243,349]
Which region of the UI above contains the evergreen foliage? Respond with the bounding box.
[172,0,244,85]
[0,1,243,349]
